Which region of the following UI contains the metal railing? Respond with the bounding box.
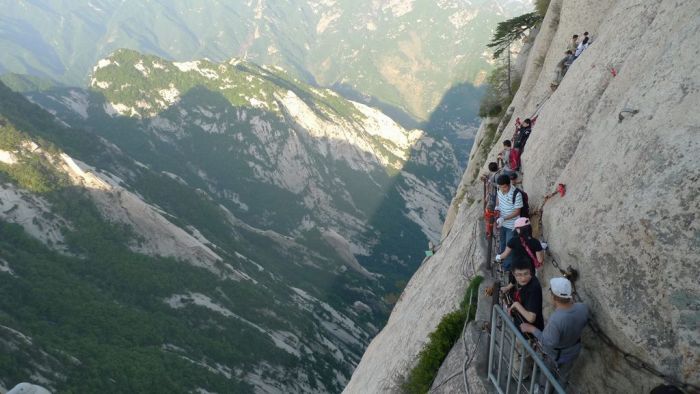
[487,305,566,394]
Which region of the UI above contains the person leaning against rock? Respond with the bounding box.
[568,34,579,53]
[495,174,523,271]
[520,277,589,390]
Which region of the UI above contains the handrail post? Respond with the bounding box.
[487,305,567,394]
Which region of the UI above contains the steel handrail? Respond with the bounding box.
[488,304,566,394]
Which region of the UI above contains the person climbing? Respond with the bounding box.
[553,50,576,88]
[514,118,532,152]
[496,217,543,271]
[575,35,590,58]
[501,258,544,380]
[568,34,579,53]
[483,161,501,210]
[520,277,589,390]
[501,139,521,173]
[480,162,502,237]
[508,173,530,217]
[495,174,522,271]
[498,140,514,173]
[508,171,523,188]
[500,259,544,331]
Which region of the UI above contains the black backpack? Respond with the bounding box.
[512,188,529,218]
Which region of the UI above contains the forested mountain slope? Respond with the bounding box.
[0,49,460,393]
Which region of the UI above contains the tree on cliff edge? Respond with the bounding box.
[487,12,541,96]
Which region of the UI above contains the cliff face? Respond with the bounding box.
[345,0,700,392]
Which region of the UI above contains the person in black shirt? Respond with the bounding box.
[514,118,532,152]
[496,217,544,272]
[501,259,544,330]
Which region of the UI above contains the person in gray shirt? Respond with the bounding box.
[520,277,589,390]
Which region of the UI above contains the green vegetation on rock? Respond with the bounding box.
[0,82,389,392]
[0,41,463,390]
[400,275,483,394]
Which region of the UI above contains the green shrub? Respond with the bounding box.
[479,123,499,164]
[400,275,483,394]
[460,275,485,314]
[477,65,514,119]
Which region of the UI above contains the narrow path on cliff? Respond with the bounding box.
[476,112,699,393]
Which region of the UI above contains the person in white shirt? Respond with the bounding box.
[495,174,523,271]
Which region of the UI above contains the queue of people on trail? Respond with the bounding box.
[482,119,588,391]
[553,31,592,88]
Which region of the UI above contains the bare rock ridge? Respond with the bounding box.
[344,0,700,392]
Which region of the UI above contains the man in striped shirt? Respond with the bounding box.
[495,174,523,271]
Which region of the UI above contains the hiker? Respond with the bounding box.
[508,173,530,217]
[480,162,502,237]
[508,171,523,188]
[498,140,517,173]
[514,118,532,152]
[500,259,544,381]
[583,31,592,44]
[568,34,579,53]
[520,277,589,390]
[553,50,575,86]
[500,259,544,330]
[496,217,543,272]
[575,35,590,58]
[482,161,501,210]
[495,174,523,271]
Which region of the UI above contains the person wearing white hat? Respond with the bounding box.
[520,277,589,390]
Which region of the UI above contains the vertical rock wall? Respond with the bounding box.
[515,0,700,389]
[346,0,699,392]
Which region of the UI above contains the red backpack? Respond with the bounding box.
[509,148,521,171]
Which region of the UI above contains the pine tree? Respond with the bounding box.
[486,12,542,59]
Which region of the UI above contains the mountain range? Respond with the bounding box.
[0,0,531,120]
[0,49,459,392]
[0,1,537,391]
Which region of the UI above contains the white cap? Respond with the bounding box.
[7,383,51,394]
[550,277,573,299]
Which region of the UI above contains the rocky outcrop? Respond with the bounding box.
[346,0,700,392]
[343,202,485,393]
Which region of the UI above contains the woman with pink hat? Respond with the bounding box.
[495,217,544,271]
